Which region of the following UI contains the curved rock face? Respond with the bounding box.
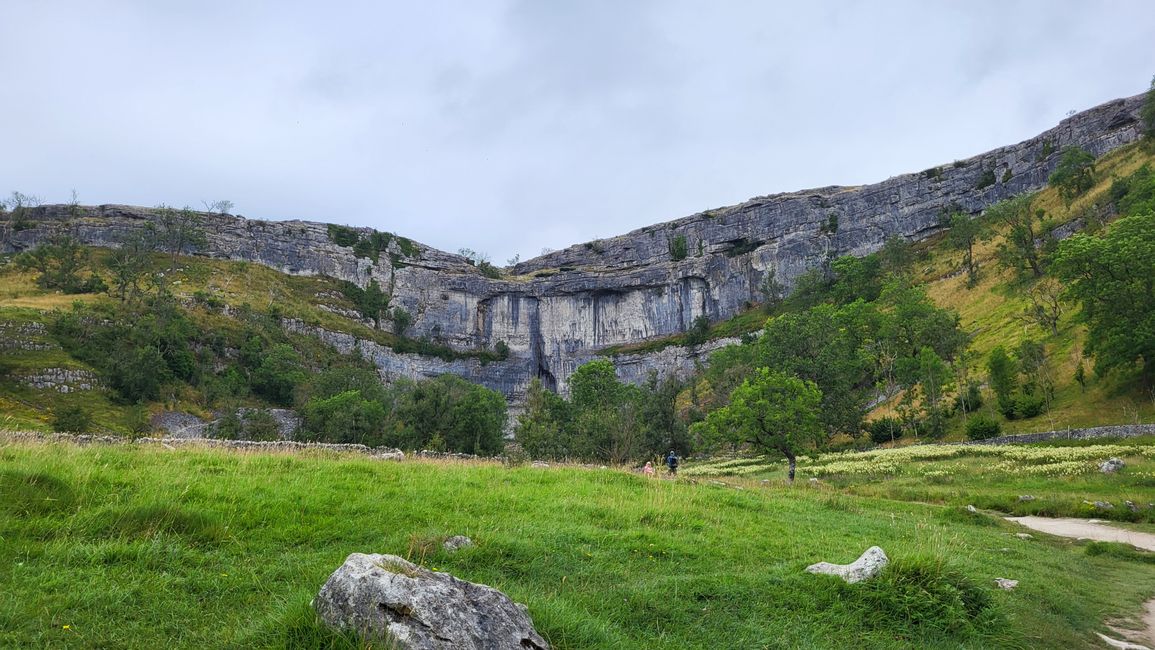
[4,92,1146,404]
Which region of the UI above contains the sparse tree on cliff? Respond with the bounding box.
[152,205,207,272]
[943,211,989,287]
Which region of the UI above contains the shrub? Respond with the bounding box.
[326,224,360,247]
[685,315,710,346]
[868,417,904,445]
[53,403,92,433]
[965,415,1001,441]
[975,170,996,190]
[1012,393,1047,419]
[669,234,688,261]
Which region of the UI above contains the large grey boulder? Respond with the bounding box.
[314,553,548,650]
[805,546,889,583]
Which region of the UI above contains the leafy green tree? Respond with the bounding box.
[987,346,1018,415]
[515,377,572,459]
[1052,211,1155,383]
[696,368,822,482]
[302,391,388,445]
[1048,146,1096,204]
[251,344,306,406]
[988,195,1046,278]
[151,205,207,272]
[15,236,104,293]
[106,232,157,301]
[758,302,874,438]
[943,211,988,287]
[388,374,507,455]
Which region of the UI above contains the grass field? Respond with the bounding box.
[5,436,1155,648]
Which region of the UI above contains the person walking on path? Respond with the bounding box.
[665,450,679,476]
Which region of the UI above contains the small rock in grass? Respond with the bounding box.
[966,505,978,513]
[531,461,549,468]
[993,578,1018,590]
[1018,495,1035,502]
[1099,458,1125,474]
[1083,500,1114,510]
[808,478,819,487]
[1000,547,1011,552]
[1015,533,1034,540]
[805,546,889,584]
[443,535,473,552]
[1126,500,1140,512]
[760,479,770,485]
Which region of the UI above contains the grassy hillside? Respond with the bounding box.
[5,436,1155,648]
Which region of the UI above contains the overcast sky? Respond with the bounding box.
[2,1,1152,263]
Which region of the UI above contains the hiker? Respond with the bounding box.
[643,461,655,476]
[665,450,679,475]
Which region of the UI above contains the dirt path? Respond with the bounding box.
[1007,516,1155,648]
[1007,516,1155,552]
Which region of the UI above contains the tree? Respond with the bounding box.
[152,205,207,272]
[988,195,1046,278]
[1048,146,1096,204]
[1019,278,1063,335]
[943,211,988,287]
[1052,211,1155,383]
[987,346,1018,415]
[15,235,104,293]
[696,368,822,483]
[106,231,156,301]
[202,199,234,215]
[302,390,388,445]
[250,344,306,406]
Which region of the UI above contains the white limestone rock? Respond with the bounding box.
[314,553,548,650]
[805,546,889,584]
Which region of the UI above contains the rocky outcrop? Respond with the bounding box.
[313,553,548,649]
[4,92,1147,404]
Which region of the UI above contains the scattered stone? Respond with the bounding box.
[443,536,473,552]
[760,479,770,485]
[993,578,1018,590]
[1100,458,1126,473]
[805,546,889,584]
[1126,501,1140,513]
[1084,500,1115,510]
[1096,632,1152,650]
[314,553,549,650]
[531,461,549,468]
[1018,495,1036,502]
[1016,533,1034,540]
[808,478,819,487]
[966,505,978,513]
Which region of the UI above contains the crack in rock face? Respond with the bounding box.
[314,553,549,650]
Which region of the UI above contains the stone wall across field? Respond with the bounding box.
[961,423,1155,446]
[0,430,405,459]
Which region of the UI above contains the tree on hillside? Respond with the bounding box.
[987,346,1018,416]
[15,235,105,294]
[943,211,989,287]
[696,368,822,483]
[106,231,157,301]
[1048,146,1096,205]
[988,195,1046,279]
[152,205,207,272]
[1052,211,1155,383]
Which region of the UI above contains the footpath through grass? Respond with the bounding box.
[4,437,1155,649]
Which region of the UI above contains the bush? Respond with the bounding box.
[1012,393,1047,419]
[53,403,92,433]
[685,315,710,346]
[868,417,904,444]
[975,170,996,190]
[669,234,688,261]
[965,415,1001,441]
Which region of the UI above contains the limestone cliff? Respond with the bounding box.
[4,92,1146,405]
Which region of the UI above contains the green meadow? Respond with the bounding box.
[4,437,1155,649]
